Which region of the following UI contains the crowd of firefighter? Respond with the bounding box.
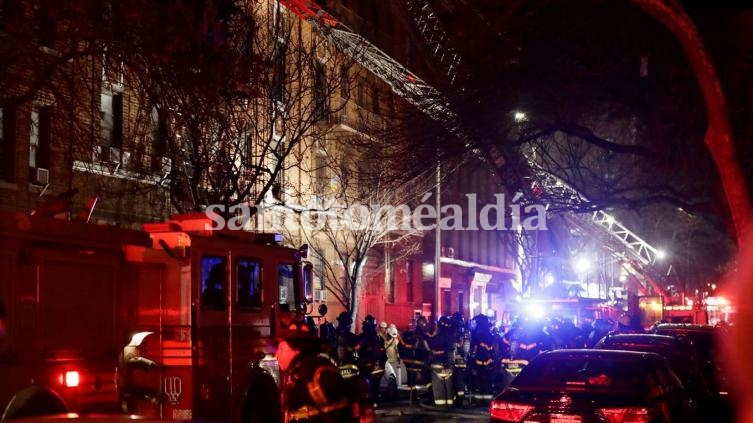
[302,310,643,407]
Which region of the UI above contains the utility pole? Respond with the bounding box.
[434,162,441,318]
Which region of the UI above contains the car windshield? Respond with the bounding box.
[511,356,650,393]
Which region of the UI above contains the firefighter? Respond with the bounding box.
[356,315,385,406]
[428,316,455,406]
[470,314,496,402]
[404,316,431,388]
[449,312,469,406]
[334,311,359,379]
[276,318,374,423]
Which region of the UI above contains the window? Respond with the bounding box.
[237,258,262,309]
[29,105,51,171]
[278,263,297,311]
[442,289,452,315]
[101,92,123,148]
[0,0,20,30]
[35,3,55,48]
[339,67,349,100]
[201,256,227,310]
[313,60,327,121]
[406,260,414,303]
[268,136,285,200]
[149,107,168,171]
[387,260,396,304]
[314,148,327,196]
[271,41,286,102]
[356,81,364,106]
[239,16,256,59]
[0,105,15,181]
[371,85,380,114]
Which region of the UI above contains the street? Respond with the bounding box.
[375,400,488,423]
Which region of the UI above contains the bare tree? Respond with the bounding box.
[1,1,359,223]
[276,131,434,323]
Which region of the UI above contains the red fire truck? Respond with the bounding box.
[0,211,310,422]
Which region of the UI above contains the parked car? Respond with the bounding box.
[593,334,713,400]
[490,349,696,422]
[647,323,729,396]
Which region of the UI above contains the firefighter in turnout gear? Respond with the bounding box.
[356,315,385,405]
[470,314,496,402]
[450,312,469,405]
[428,316,455,406]
[402,316,431,388]
[334,311,360,380]
[276,318,374,423]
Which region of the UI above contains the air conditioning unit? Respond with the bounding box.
[441,247,455,258]
[33,167,49,185]
[313,290,327,302]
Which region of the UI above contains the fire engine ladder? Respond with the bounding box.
[398,0,672,303]
[527,162,672,303]
[403,0,462,86]
[277,0,464,141]
[279,1,670,302]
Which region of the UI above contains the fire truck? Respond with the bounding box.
[0,211,310,422]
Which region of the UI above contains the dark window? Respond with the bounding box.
[442,289,452,315]
[101,92,123,150]
[371,85,379,113]
[150,107,168,171]
[313,60,327,121]
[356,81,364,105]
[239,16,256,59]
[0,106,16,181]
[112,93,123,148]
[271,41,286,101]
[29,105,51,171]
[314,149,327,195]
[237,258,262,309]
[339,67,349,99]
[388,261,396,304]
[201,256,227,310]
[406,260,414,303]
[35,4,54,47]
[0,0,20,30]
[278,263,297,311]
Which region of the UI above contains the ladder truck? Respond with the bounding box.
[277,1,693,324]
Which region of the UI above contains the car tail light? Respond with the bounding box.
[599,407,656,423]
[62,371,80,387]
[490,400,534,421]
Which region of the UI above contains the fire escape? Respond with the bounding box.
[277,0,673,304]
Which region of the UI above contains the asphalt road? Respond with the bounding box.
[375,400,489,423]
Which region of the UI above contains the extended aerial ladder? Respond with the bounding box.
[529,165,673,304]
[277,0,673,303]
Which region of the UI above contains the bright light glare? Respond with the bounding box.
[526,303,546,320]
[64,371,80,387]
[544,273,555,286]
[655,249,667,260]
[574,256,591,273]
[513,111,527,122]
